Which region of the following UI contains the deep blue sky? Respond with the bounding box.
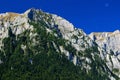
[0,0,120,34]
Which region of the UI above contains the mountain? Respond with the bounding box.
[89,30,120,78]
[0,8,119,80]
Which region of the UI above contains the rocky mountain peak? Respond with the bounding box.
[0,8,120,79]
[0,12,20,22]
[89,30,120,55]
[113,30,120,34]
[24,8,40,19]
[89,30,120,77]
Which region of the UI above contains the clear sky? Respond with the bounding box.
[0,0,120,34]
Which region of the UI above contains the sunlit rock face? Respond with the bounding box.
[0,8,120,79]
[0,8,96,68]
[89,30,120,55]
[89,30,120,77]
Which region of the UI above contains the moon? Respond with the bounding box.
[105,3,109,7]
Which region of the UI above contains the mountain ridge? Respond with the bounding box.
[0,8,119,80]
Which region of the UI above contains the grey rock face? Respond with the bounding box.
[89,30,120,77]
[0,8,119,79]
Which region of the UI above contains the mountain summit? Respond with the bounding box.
[0,8,119,80]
